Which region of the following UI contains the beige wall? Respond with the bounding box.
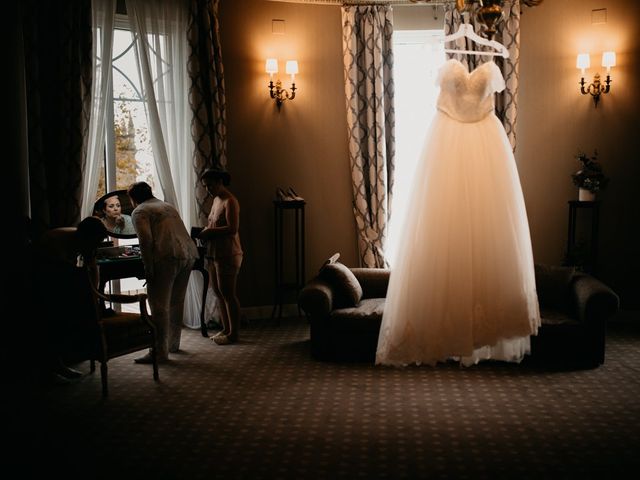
[221,0,639,311]
[219,0,356,310]
[517,0,640,307]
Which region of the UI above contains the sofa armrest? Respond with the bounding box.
[572,274,620,327]
[351,268,390,299]
[299,277,334,316]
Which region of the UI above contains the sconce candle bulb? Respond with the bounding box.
[601,51,616,72]
[577,51,615,108]
[266,58,298,109]
[265,58,278,80]
[286,60,298,82]
[576,53,590,76]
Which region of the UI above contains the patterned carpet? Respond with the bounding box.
[13,317,640,479]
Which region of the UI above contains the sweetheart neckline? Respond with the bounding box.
[444,58,496,77]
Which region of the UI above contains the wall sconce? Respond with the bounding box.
[266,58,298,109]
[577,51,616,107]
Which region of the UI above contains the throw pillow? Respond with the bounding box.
[534,264,576,310]
[319,255,363,308]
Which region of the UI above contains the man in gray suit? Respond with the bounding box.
[127,182,198,363]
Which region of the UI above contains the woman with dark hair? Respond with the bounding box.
[33,216,108,380]
[198,168,243,345]
[99,193,135,235]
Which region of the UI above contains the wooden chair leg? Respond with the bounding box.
[152,349,159,381]
[100,362,108,397]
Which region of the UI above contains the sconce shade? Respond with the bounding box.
[265,58,278,74]
[601,51,616,69]
[285,60,299,75]
[576,53,590,70]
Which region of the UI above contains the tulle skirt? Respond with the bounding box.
[376,110,540,367]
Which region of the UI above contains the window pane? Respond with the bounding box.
[108,28,159,193]
[387,30,445,266]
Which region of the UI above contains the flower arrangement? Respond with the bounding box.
[571,150,609,193]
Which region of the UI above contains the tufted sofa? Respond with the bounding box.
[298,263,619,368]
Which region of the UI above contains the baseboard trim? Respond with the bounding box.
[241,303,300,320]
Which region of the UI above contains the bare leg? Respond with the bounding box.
[208,263,231,336]
[217,269,241,342]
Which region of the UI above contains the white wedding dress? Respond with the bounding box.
[376,59,540,367]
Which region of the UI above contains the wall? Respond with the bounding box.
[517,0,640,309]
[219,0,357,312]
[221,0,639,313]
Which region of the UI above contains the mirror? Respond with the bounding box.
[93,189,137,239]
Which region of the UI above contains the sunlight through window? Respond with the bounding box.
[387,30,445,266]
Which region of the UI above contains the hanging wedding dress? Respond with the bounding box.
[376,58,540,367]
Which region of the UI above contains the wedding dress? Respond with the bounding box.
[376,59,540,367]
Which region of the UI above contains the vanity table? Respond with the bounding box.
[97,246,209,337]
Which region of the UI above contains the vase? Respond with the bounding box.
[579,188,595,201]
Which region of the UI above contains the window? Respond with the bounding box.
[97,16,160,199]
[102,17,162,297]
[386,30,445,266]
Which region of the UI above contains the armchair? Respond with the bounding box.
[67,267,159,396]
[299,267,389,362]
[530,264,620,368]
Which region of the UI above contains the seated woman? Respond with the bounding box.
[99,193,135,235]
[32,216,108,380]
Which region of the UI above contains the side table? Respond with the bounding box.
[564,200,600,274]
[272,199,306,320]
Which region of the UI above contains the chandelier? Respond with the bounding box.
[409,1,544,39]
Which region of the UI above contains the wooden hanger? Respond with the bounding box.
[442,23,510,59]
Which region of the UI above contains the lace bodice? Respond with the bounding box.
[436,59,505,123]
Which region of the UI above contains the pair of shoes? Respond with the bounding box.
[275,187,304,202]
[134,353,168,364]
[213,334,237,345]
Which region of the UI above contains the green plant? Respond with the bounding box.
[572,150,609,193]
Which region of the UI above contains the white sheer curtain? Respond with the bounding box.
[82,0,116,217]
[125,0,191,214]
[125,0,214,329]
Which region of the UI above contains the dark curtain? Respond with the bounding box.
[22,0,92,237]
[187,0,227,224]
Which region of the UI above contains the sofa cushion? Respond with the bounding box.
[535,264,576,311]
[319,254,363,308]
[329,298,385,332]
[539,307,580,327]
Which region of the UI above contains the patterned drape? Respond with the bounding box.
[187,0,228,224]
[443,0,521,150]
[496,1,521,150]
[342,5,395,268]
[22,0,92,236]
